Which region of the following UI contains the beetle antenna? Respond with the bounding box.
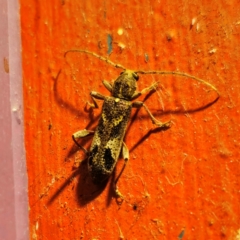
[135,70,220,97]
[64,49,126,71]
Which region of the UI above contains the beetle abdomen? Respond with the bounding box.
[88,96,132,184]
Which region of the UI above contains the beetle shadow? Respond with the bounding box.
[48,69,219,207]
[132,84,219,122]
[47,118,110,206]
[53,69,84,117]
[46,154,110,207]
[125,87,219,154]
[53,68,101,157]
[49,69,112,206]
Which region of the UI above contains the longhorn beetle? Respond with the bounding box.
[64,49,219,200]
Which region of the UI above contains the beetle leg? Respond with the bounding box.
[132,101,172,128]
[114,142,129,200]
[131,82,159,100]
[72,129,94,154]
[87,91,106,108]
[72,129,94,167]
[102,80,113,93]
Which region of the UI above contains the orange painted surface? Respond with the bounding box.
[21,0,240,239]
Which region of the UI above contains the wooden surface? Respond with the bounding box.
[21,0,240,239]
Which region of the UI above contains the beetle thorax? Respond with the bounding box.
[112,70,138,100]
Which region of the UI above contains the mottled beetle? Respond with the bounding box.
[64,50,219,199]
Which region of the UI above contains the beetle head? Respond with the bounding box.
[112,70,139,100]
